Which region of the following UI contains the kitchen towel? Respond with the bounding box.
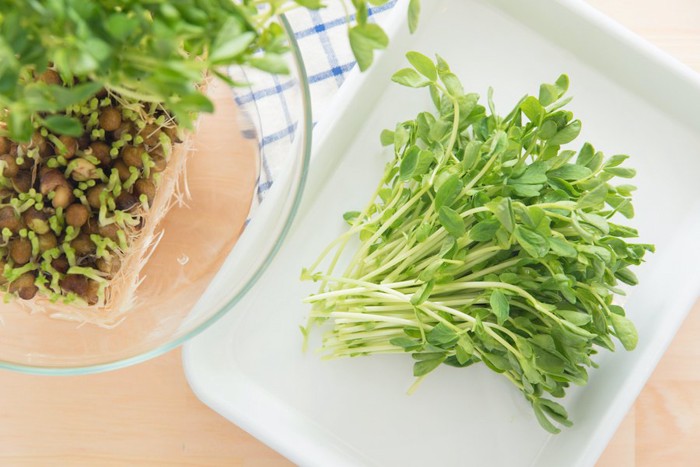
[230,1,400,201]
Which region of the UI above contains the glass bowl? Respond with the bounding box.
[0,17,312,374]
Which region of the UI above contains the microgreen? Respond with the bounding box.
[303,52,653,433]
[0,0,419,141]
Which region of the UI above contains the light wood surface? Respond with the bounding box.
[0,1,697,466]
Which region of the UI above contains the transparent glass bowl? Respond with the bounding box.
[0,17,312,374]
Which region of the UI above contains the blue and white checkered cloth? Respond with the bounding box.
[230,1,399,202]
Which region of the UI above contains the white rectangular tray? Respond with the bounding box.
[183,1,700,465]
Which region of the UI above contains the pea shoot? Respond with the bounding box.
[303,52,653,434]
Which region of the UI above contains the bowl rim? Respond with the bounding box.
[2,15,313,375]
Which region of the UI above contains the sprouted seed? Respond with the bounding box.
[0,70,179,307]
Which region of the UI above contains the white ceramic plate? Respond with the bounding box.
[183,1,700,465]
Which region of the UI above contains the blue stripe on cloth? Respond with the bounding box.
[273,75,295,142]
[309,9,345,87]
[294,0,398,39]
[308,62,355,84]
[261,122,298,147]
[234,79,297,106]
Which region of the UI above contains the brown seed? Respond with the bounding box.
[83,218,100,236]
[22,208,50,234]
[0,206,20,233]
[15,151,33,169]
[8,142,18,157]
[66,203,90,228]
[38,232,58,253]
[70,233,95,256]
[78,134,91,150]
[121,145,144,168]
[52,185,74,209]
[163,125,182,143]
[96,255,121,277]
[58,135,78,159]
[151,154,166,173]
[139,124,161,147]
[89,142,111,166]
[115,191,138,211]
[134,179,156,204]
[86,184,106,209]
[69,158,98,181]
[12,171,32,193]
[0,188,12,202]
[37,69,61,86]
[112,121,133,140]
[40,169,68,195]
[0,136,9,154]
[31,131,52,158]
[51,256,69,274]
[98,223,120,242]
[9,238,32,265]
[0,154,19,177]
[60,274,89,297]
[113,160,131,182]
[9,272,38,300]
[99,107,122,132]
[86,279,100,305]
[39,165,55,178]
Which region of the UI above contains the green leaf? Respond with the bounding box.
[295,0,325,7]
[558,309,592,326]
[603,154,629,168]
[547,164,591,181]
[51,81,103,109]
[512,161,548,185]
[349,24,389,71]
[440,72,464,97]
[514,226,549,258]
[399,146,420,180]
[434,174,463,210]
[609,313,638,350]
[249,54,289,74]
[408,0,421,33]
[380,129,395,146]
[487,198,515,233]
[539,84,559,107]
[343,211,360,225]
[391,68,431,88]
[462,141,482,171]
[520,95,544,123]
[603,167,636,178]
[42,115,83,137]
[577,184,608,209]
[538,399,573,427]
[8,107,33,142]
[490,290,510,325]
[105,13,139,40]
[210,31,256,64]
[455,335,474,364]
[548,237,577,258]
[439,206,465,238]
[390,337,422,351]
[470,219,500,242]
[405,51,435,81]
[413,355,445,376]
[426,322,459,347]
[549,120,582,145]
[533,403,562,434]
[410,281,434,305]
[576,142,595,166]
[615,267,638,285]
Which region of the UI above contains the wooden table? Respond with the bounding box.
[1,1,698,465]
